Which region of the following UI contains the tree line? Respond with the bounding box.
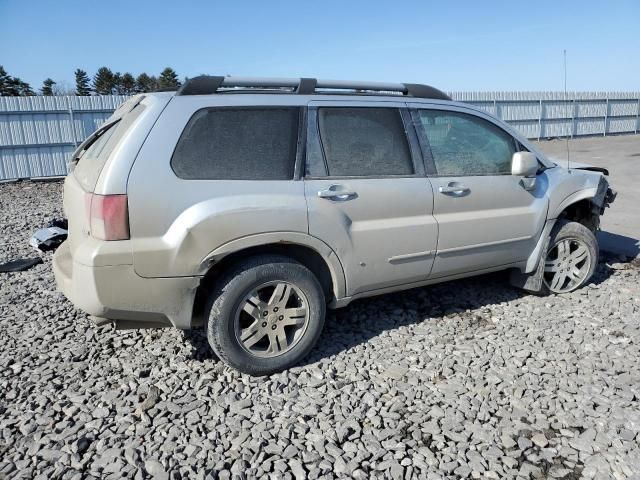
[0,65,182,96]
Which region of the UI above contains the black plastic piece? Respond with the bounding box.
[176,75,225,96]
[403,83,451,101]
[575,166,610,176]
[0,257,43,273]
[48,218,68,230]
[296,78,317,94]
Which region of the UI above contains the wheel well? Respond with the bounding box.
[191,243,335,328]
[560,199,600,232]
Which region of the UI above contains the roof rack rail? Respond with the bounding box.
[176,75,451,100]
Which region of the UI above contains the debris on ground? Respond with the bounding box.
[0,257,43,272]
[47,217,68,230]
[29,223,67,252]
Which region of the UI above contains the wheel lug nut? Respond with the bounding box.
[279,315,284,320]
[273,307,279,312]
[271,325,277,330]
[262,322,267,327]
[263,311,268,316]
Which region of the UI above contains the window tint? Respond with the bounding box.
[317,108,413,177]
[418,110,516,176]
[74,104,146,191]
[171,108,299,180]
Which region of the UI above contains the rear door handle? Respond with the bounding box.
[318,185,358,201]
[438,182,470,195]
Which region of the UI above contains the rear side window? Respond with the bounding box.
[317,107,413,177]
[171,108,299,180]
[418,110,516,176]
[74,104,146,191]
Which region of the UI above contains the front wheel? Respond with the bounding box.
[542,220,598,294]
[206,255,326,376]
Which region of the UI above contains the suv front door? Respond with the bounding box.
[411,105,548,277]
[304,102,438,296]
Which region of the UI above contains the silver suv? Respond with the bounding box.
[53,76,616,375]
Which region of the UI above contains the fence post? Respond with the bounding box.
[571,99,576,138]
[66,96,79,148]
[538,99,543,140]
[635,98,639,134]
[603,97,609,137]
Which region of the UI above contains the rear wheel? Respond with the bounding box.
[542,220,598,294]
[206,255,325,376]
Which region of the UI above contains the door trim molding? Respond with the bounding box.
[437,235,532,255]
[388,250,434,264]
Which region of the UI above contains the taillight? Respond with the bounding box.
[86,193,130,240]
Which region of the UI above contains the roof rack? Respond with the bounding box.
[176,75,451,101]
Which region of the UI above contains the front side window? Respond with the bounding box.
[171,108,299,180]
[418,110,516,176]
[316,107,414,177]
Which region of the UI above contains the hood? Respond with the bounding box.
[549,157,609,176]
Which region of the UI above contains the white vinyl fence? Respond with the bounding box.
[1,92,639,181]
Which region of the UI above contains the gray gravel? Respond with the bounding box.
[1,181,640,480]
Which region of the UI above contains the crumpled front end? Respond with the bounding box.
[593,175,617,215]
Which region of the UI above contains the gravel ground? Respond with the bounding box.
[1,181,640,480]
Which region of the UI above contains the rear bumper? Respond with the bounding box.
[53,241,200,329]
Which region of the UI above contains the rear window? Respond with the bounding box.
[74,104,146,191]
[171,108,299,180]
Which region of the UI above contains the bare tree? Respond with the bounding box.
[52,80,76,96]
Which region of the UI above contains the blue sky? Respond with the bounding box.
[2,0,639,92]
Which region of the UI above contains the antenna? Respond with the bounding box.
[564,49,571,172]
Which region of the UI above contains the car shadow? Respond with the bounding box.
[598,230,640,259]
[182,251,630,365]
[303,252,629,367]
[302,271,524,366]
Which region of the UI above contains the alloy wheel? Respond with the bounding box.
[543,238,592,293]
[234,281,310,358]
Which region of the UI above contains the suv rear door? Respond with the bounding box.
[304,101,438,296]
[410,104,548,277]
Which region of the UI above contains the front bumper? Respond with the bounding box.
[53,241,200,329]
[590,175,616,216]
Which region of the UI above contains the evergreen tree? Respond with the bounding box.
[74,69,91,95]
[0,66,34,96]
[158,67,181,90]
[113,72,122,94]
[7,78,34,96]
[93,67,116,95]
[41,78,56,96]
[120,73,136,95]
[0,66,10,95]
[135,73,157,93]
[18,79,35,95]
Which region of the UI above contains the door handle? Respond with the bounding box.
[438,182,470,195]
[318,185,358,201]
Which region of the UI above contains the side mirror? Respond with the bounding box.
[511,152,538,177]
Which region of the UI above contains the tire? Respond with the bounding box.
[206,255,326,376]
[539,220,598,295]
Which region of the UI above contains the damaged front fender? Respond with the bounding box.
[510,168,616,292]
[547,168,615,220]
